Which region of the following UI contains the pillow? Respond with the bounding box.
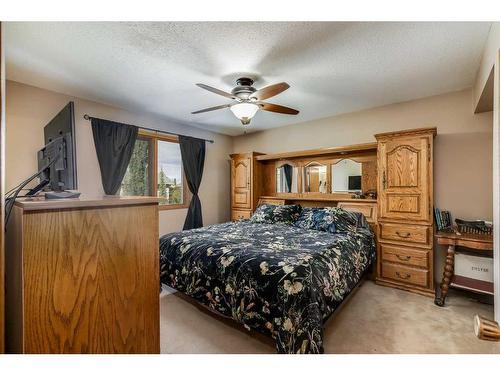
[250,204,302,225]
[350,211,371,230]
[331,208,359,232]
[294,207,358,233]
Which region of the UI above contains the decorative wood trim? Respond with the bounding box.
[14,195,161,211]
[259,195,377,203]
[158,201,190,211]
[254,142,377,161]
[374,127,437,140]
[375,278,435,298]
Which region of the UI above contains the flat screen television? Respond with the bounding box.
[35,102,78,195]
[348,175,361,191]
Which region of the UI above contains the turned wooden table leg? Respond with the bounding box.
[435,244,455,306]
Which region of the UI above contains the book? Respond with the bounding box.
[434,207,442,230]
[434,208,454,231]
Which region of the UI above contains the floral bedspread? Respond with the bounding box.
[160,221,375,354]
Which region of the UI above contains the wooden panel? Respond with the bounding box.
[255,142,378,161]
[381,262,429,287]
[361,160,377,193]
[234,160,250,189]
[386,194,420,214]
[21,204,159,353]
[231,209,252,221]
[5,206,23,353]
[231,157,252,209]
[14,195,161,211]
[234,191,250,206]
[380,223,429,246]
[260,162,276,196]
[386,145,420,188]
[337,201,377,224]
[258,197,286,206]
[381,244,429,268]
[378,133,431,222]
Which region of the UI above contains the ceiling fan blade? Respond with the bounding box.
[250,82,290,101]
[259,102,299,115]
[191,104,231,114]
[196,83,236,99]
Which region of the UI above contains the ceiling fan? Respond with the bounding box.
[191,77,299,126]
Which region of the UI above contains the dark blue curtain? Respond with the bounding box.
[91,118,138,195]
[283,164,293,193]
[179,135,206,230]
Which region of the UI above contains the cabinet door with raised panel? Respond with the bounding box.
[231,157,252,209]
[378,136,430,222]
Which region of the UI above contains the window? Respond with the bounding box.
[120,131,190,210]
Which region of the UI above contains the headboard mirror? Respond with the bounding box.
[276,163,299,193]
[303,162,328,193]
[259,142,378,199]
[332,159,363,193]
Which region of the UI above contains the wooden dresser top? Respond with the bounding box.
[14,195,160,211]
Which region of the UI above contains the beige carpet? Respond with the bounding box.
[160,281,500,354]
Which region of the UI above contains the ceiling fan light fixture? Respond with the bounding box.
[230,102,259,125]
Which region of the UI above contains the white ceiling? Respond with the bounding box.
[5,22,492,136]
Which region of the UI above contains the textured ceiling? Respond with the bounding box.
[5,22,491,136]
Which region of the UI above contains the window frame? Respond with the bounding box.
[138,129,191,211]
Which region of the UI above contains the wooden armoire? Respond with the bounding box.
[375,127,436,296]
[230,152,263,221]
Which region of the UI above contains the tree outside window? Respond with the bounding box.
[120,132,189,210]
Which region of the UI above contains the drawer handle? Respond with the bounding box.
[395,272,411,280]
[396,254,411,261]
[396,231,411,238]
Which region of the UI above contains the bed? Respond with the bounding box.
[159,206,376,354]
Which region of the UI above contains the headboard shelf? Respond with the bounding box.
[255,142,378,161]
[259,195,376,203]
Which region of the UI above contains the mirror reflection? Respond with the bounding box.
[332,159,362,192]
[276,164,298,193]
[304,163,328,193]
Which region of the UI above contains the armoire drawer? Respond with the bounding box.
[381,244,429,268]
[231,209,252,221]
[379,223,429,246]
[381,262,429,287]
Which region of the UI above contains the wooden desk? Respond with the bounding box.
[5,196,160,353]
[434,231,493,307]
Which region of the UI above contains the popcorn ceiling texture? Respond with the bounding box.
[5,22,491,135]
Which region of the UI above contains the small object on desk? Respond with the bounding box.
[45,190,81,199]
[434,229,493,307]
[455,218,492,235]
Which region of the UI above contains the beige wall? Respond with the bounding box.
[6,80,232,235]
[474,22,500,110]
[234,88,493,280]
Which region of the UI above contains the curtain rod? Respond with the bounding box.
[83,114,214,144]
